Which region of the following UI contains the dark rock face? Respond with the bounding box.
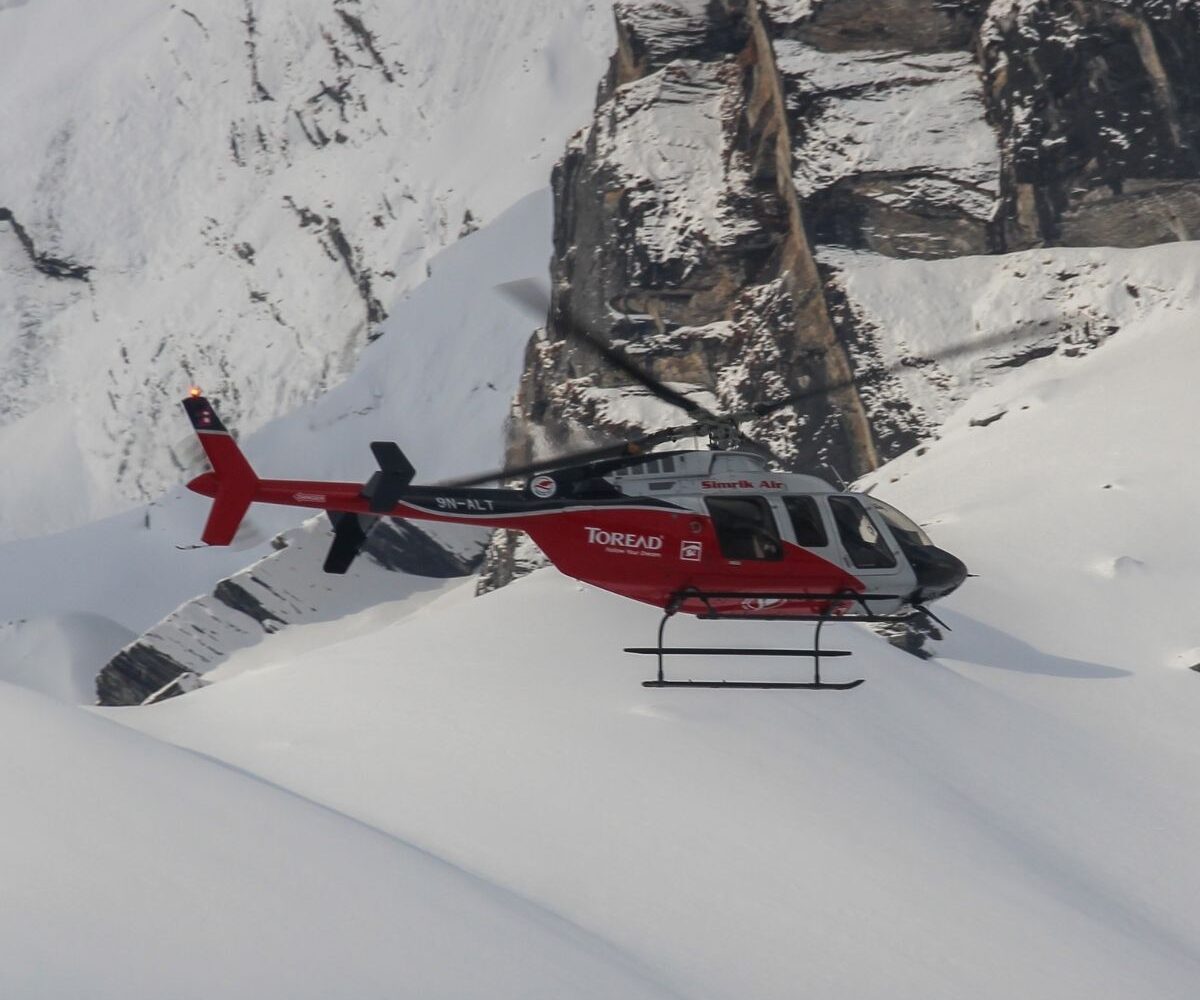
[490,0,1200,590]
[778,42,1001,260]
[512,0,1200,480]
[778,0,983,52]
[513,0,878,489]
[97,643,194,707]
[475,529,551,596]
[981,0,1200,248]
[0,207,92,281]
[95,516,484,706]
[361,518,485,578]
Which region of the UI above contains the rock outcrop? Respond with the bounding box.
[511,0,1200,467]
[771,0,1001,260]
[512,0,879,489]
[980,0,1200,248]
[96,516,484,706]
[489,0,1200,588]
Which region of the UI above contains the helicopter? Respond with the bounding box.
[182,299,968,690]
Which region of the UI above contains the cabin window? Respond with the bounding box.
[783,496,828,547]
[705,497,783,561]
[868,498,932,548]
[829,496,896,569]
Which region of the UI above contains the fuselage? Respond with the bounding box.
[188,446,966,618]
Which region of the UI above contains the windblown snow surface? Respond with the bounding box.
[5,199,1200,1000]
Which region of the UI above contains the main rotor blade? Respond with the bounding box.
[495,278,551,320]
[730,327,1030,422]
[440,424,702,488]
[475,285,1043,485]
[496,280,723,424]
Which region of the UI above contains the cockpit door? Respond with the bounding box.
[824,495,917,598]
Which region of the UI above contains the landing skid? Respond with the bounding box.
[625,589,911,691]
[642,679,866,691]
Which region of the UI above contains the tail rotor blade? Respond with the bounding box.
[324,512,372,574]
[441,423,703,488]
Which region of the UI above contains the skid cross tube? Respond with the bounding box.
[624,589,910,690]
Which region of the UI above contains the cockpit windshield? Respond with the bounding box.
[867,498,932,549]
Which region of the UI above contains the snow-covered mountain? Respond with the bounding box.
[516,0,1200,483]
[1,0,614,696]
[0,0,614,539]
[10,278,1200,992]
[3,2,1200,994]
[94,189,558,703]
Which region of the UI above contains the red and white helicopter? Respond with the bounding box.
[183,308,966,690]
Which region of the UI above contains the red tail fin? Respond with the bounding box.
[182,393,259,545]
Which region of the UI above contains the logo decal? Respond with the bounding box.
[680,540,703,562]
[701,479,784,490]
[741,597,785,611]
[530,475,557,499]
[293,492,328,503]
[585,526,663,557]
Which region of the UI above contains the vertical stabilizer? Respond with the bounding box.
[182,393,259,546]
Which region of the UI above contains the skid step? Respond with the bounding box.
[643,679,865,690]
[698,613,899,623]
[625,647,851,658]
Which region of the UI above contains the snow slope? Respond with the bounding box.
[0,680,678,1000]
[4,5,1199,993]
[0,613,133,702]
[114,571,1200,1000]
[823,241,1200,432]
[867,285,1200,693]
[0,187,554,675]
[106,249,1200,999]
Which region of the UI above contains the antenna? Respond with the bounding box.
[825,461,848,490]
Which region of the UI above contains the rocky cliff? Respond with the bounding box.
[488,0,1198,584]
[981,0,1200,248]
[512,0,880,486]
[97,515,484,706]
[510,0,1199,479]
